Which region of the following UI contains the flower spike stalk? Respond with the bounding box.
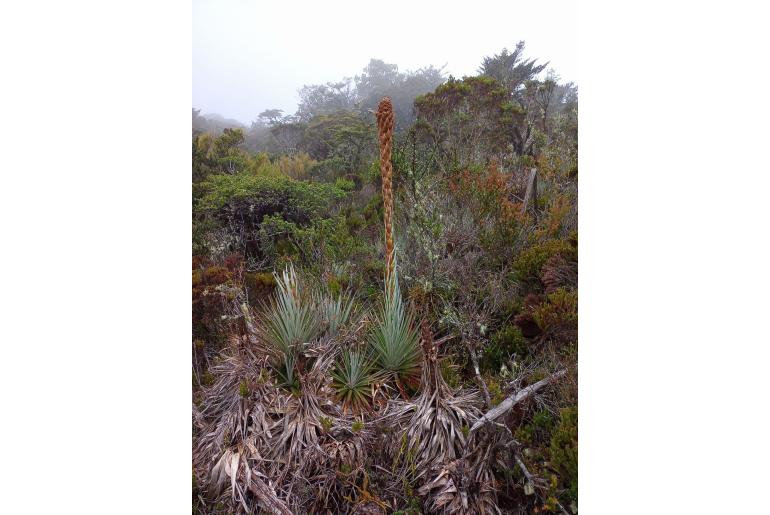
[376,96,395,292]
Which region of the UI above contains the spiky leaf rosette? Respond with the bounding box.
[196,281,372,513]
[257,264,320,378]
[315,288,355,337]
[368,270,421,389]
[332,349,378,413]
[274,352,300,393]
[394,323,481,479]
[384,321,499,514]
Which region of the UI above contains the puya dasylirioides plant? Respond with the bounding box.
[368,267,421,392]
[257,263,321,391]
[314,287,356,338]
[331,349,379,413]
[367,97,422,393]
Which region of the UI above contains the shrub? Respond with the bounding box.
[485,375,506,406]
[257,214,364,269]
[480,324,529,373]
[276,152,316,180]
[346,211,365,232]
[308,156,346,183]
[191,269,203,288]
[244,272,277,305]
[196,172,344,218]
[513,239,575,289]
[517,408,556,445]
[362,193,383,224]
[202,266,230,285]
[540,254,578,294]
[533,288,578,346]
[335,176,356,191]
[514,311,542,339]
[550,407,578,503]
[535,193,574,240]
[449,162,524,225]
[192,264,240,347]
[192,216,218,255]
[194,172,347,261]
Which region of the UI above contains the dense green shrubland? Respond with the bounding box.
[193,42,577,514]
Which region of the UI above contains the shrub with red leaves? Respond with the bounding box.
[540,254,577,294]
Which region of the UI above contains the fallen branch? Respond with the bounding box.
[470,369,566,433]
[514,454,537,484]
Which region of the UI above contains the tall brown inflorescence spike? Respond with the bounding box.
[376,97,395,291]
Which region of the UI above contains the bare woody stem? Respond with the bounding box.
[470,369,567,433]
[376,97,395,291]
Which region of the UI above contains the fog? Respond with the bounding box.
[193,0,577,125]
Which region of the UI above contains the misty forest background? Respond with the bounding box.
[192,42,578,514]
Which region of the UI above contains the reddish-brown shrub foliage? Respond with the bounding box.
[541,254,577,294]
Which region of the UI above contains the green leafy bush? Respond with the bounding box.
[194,172,347,260]
[480,324,528,373]
[362,193,383,224]
[197,172,344,216]
[244,272,277,304]
[533,287,578,346]
[309,157,346,182]
[346,211,365,232]
[513,239,575,288]
[258,214,364,268]
[550,407,578,503]
[516,408,555,445]
[335,176,356,191]
[486,375,506,406]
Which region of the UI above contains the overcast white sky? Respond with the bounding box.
[193,0,577,124]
